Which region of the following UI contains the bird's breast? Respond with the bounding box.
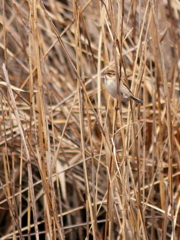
[105,79,117,98]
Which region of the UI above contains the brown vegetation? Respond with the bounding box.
[0,0,180,239]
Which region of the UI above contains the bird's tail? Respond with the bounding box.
[130,95,143,104]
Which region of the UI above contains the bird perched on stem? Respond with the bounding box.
[104,69,143,104]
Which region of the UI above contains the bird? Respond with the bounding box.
[104,69,143,104]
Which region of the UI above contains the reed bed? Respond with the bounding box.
[0,0,180,239]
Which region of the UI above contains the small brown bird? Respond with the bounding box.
[104,69,143,104]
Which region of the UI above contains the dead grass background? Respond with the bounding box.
[0,0,180,239]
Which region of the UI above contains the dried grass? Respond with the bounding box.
[0,0,180,239]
